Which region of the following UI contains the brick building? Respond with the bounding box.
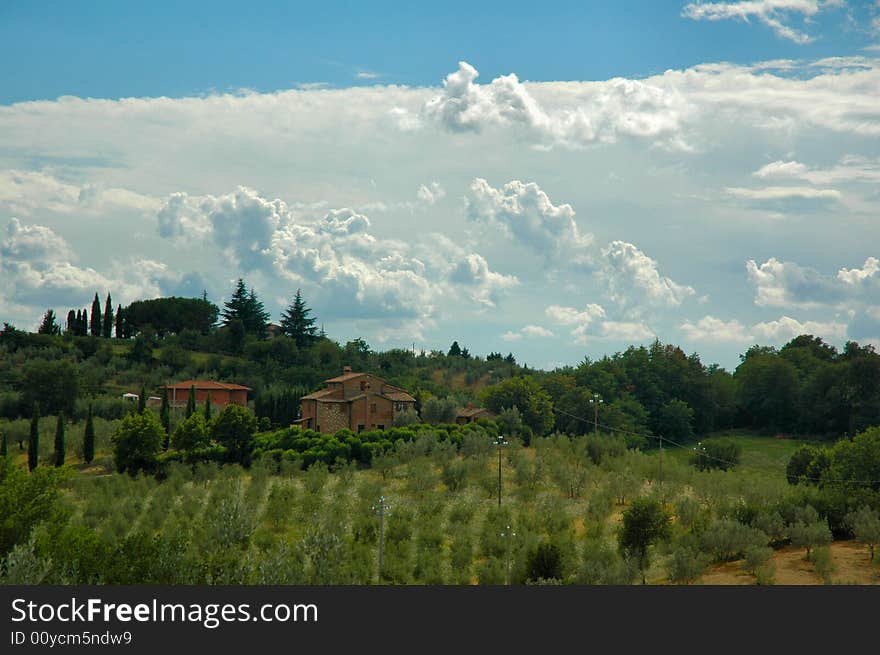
[455,404,493,424]
[161,380,251,408]
[299,367,416,433]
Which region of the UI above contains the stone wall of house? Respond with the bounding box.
[317,402,349,433]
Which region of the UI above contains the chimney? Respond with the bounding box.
[343,366,352,374]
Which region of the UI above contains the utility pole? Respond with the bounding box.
[493,435,509,507]
[589,393,603,434]
[501,524,517,585]
[371,495,390,584]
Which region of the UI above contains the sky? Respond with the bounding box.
[1,0,879,371]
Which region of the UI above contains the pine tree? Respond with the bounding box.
[185,385,197,418]
[115,304,123,338]
[37,309,61,335]
[66,310,76,335]
[160,386,170,451]
[203,392,213,423]
[221,279,270,336]
[54,412,65,467]
[90,293,102,336]
[138,383,147,413]
[83,403,95,464]
[280,288,318,348]
[28,402,39,472]
[102,293,113,338]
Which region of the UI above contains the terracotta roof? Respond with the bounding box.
[324,372,370,382]
[163,380,252,391]
[456,406,490,418]
[301,388,340,401]
[383,388,416,402]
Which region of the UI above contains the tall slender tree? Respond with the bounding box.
[203,392,213,423]
[0,429,7,457]
[28,402,40,472]
[138,383,147,413]
[54,412,66,467]
[81,307,89,336]
[90,293,102,336]
[66,310,76,335]
[115,304,123,338]
[102,293,113,338]
[83,403,95,464]
[280,288,318,348]
[160,386,171,451]
[221,278,270,336]
[185,385,197,419]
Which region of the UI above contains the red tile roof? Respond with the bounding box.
[163,380,252,391]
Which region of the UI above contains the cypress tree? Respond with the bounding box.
[28,402,40,472]
[185,385,197,418]
[115,304,123,339]
[203,392,213,423]
[66,310,76,335]
[90,293,102,336]
[102,293,113,338]
[81,308,89,336]
[0,430,7,457]
[138,383,147,413]
[54,411,66,467]
[83,403,95,464]
[160,386,170,451]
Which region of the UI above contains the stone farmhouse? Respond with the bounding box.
[299,367,416,433]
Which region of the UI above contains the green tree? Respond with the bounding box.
[28,402,39,472]
[172,413,210,452]
[53,412,65,467]
[210,405,258,464]
[420,397,458,424]
[160,386,170,451]
[845,506,880,561]
[82,404,95,464]
[481,377,554,436]
[185,385,197,419]
[37,309,61,335]
[203,392,213,423]
[0,430,6,457]
[447,341,462,357]
[115,304,124,338]
[221,278,269,336]
[656,399,694,442]
[102,293,113,338]
[138,383,147,414]
[525,541,564,582]
[112,410,164,475]
[20,359,79,416]
[280,288,318,348]
[618,497,672,583]
[90,293,102,337]
[65,310,76,335]
[0,457,65,555]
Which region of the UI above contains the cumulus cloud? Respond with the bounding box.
[466,177,592,262]
[752,315,847,341]
[416,182,446,205]
[682,1,829,44]
[544,302,653,344]
[600,241,696,310]
[681,315,754,342]
[501,324,554,341]
[746,256,880,309]
[545,303,606,326]
[422,61,690,149]
[724,186,841,201]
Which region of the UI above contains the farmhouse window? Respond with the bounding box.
[370,403,377,414]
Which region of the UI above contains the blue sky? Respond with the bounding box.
[1,1,875,102]
[1,1,879,371]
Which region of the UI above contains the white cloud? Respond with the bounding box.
[747,256,880,309]
[416,182,445,205]
[466,177,593,262]
[545,303,606,326]
[422,61,691,149]
[752,315,847,341]
[500,330,522,342]
[356,71,382,80]
[600,240,696,310]
[682,1,827,44]
[724,186,841,200]
[681,315,754,342]
[753,157,880,185]
[522,325,554,337]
